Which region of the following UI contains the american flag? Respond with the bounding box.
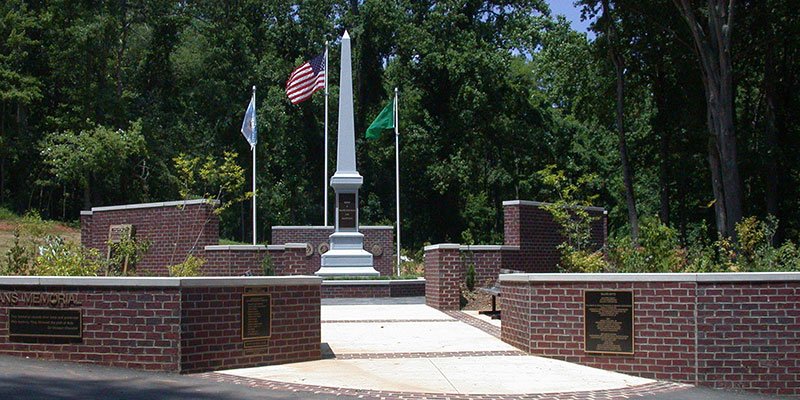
[285,52,326,104]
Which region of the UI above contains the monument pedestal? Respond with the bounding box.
[317,232,377,277]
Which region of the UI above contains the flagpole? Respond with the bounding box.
[324,41,329,227]
[394,87,400,276]
[252,85,257,245]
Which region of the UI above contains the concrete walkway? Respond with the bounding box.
[215,297,681,397]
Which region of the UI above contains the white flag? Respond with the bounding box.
[241,91,257,147]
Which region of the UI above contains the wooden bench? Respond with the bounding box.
[477,269,523,319]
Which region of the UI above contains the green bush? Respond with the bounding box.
[33,236,103,276]
[106,236,150,276]
[465,264,476,291]
[261,252,274,276]
[167,255,205,277]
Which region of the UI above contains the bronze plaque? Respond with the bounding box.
[241,293,271,340]
[338,193,356,229]
[9,308,82,339]
[584,290,634,355]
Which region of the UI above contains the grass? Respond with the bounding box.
[218,238,252,245]
[0,207,81,258]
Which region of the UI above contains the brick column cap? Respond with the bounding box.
[423,243,461,251]
[502,199,607,213]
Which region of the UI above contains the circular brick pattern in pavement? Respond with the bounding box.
[195,372,691,400]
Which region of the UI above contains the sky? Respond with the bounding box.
[545,0,595,39]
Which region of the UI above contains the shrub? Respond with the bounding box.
[465,263,476,291]
[106,236,150,276]
[167,255,205,277]
[261,252,274,276]
[33,236,103,276]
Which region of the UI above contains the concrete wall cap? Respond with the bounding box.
[499,272,800,283]
[459,245,519,251]
[0,276,321,287]
[501,200,605,213]
[80,210,93,216]
[91,199,220,213]
[284,243,309,249]
[321,279,425,286]
[204,245,267,251]
[423,243,461,251]
[271,225,393,230]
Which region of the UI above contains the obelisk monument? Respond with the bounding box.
[317,31,379,277]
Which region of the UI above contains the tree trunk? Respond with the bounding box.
[659,132,670,225]
[602,0,640,243]
[673,0,742,238]
[708,136,727,236]
[763,46,781,244]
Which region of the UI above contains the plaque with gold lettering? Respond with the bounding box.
[337,193,356,229]
[9,308,82,339]
[584,290,634,355]
[241,293,271,340]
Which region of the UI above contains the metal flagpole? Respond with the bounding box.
[252,86,257,245]
[324,41,329,227]
[394,87,400,275]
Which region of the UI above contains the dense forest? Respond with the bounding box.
[1,0,799,256]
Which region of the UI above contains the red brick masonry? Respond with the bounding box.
[424,200,607,310]
[81,200,395,278]
[0,276,321,373]
[499,272,800,396]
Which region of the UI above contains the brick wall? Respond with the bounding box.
[423,200,607,311]
[502,201,606,273]
[0,277,322,373]
[202,245,310,276]
[272,226,394,276]
[181,284,320,373]
[499,273,800,396]
[321,280,425,298]
[82,200,219,276]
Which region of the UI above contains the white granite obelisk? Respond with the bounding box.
[317,31,379,277]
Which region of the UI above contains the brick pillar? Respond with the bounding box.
[80,211,92,248]
[424,244,463,310]
[503,203,521,247]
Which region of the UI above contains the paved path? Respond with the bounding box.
[206,297,780,399]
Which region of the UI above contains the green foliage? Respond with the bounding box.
[33,236,102,276]
[106,236,151,276]
[167,254,205,277]
[40,120,146,201]
[261,252,274,276]
[3,228,31,275]
[537,165,601,253]
[608,217,686,273]
[398,248,424,277]
[172,151,249,214]
[465,263,476,291]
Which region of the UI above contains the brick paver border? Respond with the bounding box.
[444,310,502,338]
[195,372,691,400]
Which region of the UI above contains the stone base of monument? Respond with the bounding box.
[317,232,379,277]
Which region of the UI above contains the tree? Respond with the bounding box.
[672,0,742,238]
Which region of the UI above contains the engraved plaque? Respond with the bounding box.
[9,308,82,339]
[338,193,356,229]
[584,290,634,355]
[242,292,271,340]
[107,224,134,243]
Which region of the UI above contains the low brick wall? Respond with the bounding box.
[423,200,607,311]
[0,277,321,373]
[499,273,800,396]
[321,280,425,298]
[272,226,394,276]
[202,244,310,276]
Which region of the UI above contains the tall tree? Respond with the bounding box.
[672,0,742,238]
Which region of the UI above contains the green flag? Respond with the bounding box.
[365,100,394,139]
